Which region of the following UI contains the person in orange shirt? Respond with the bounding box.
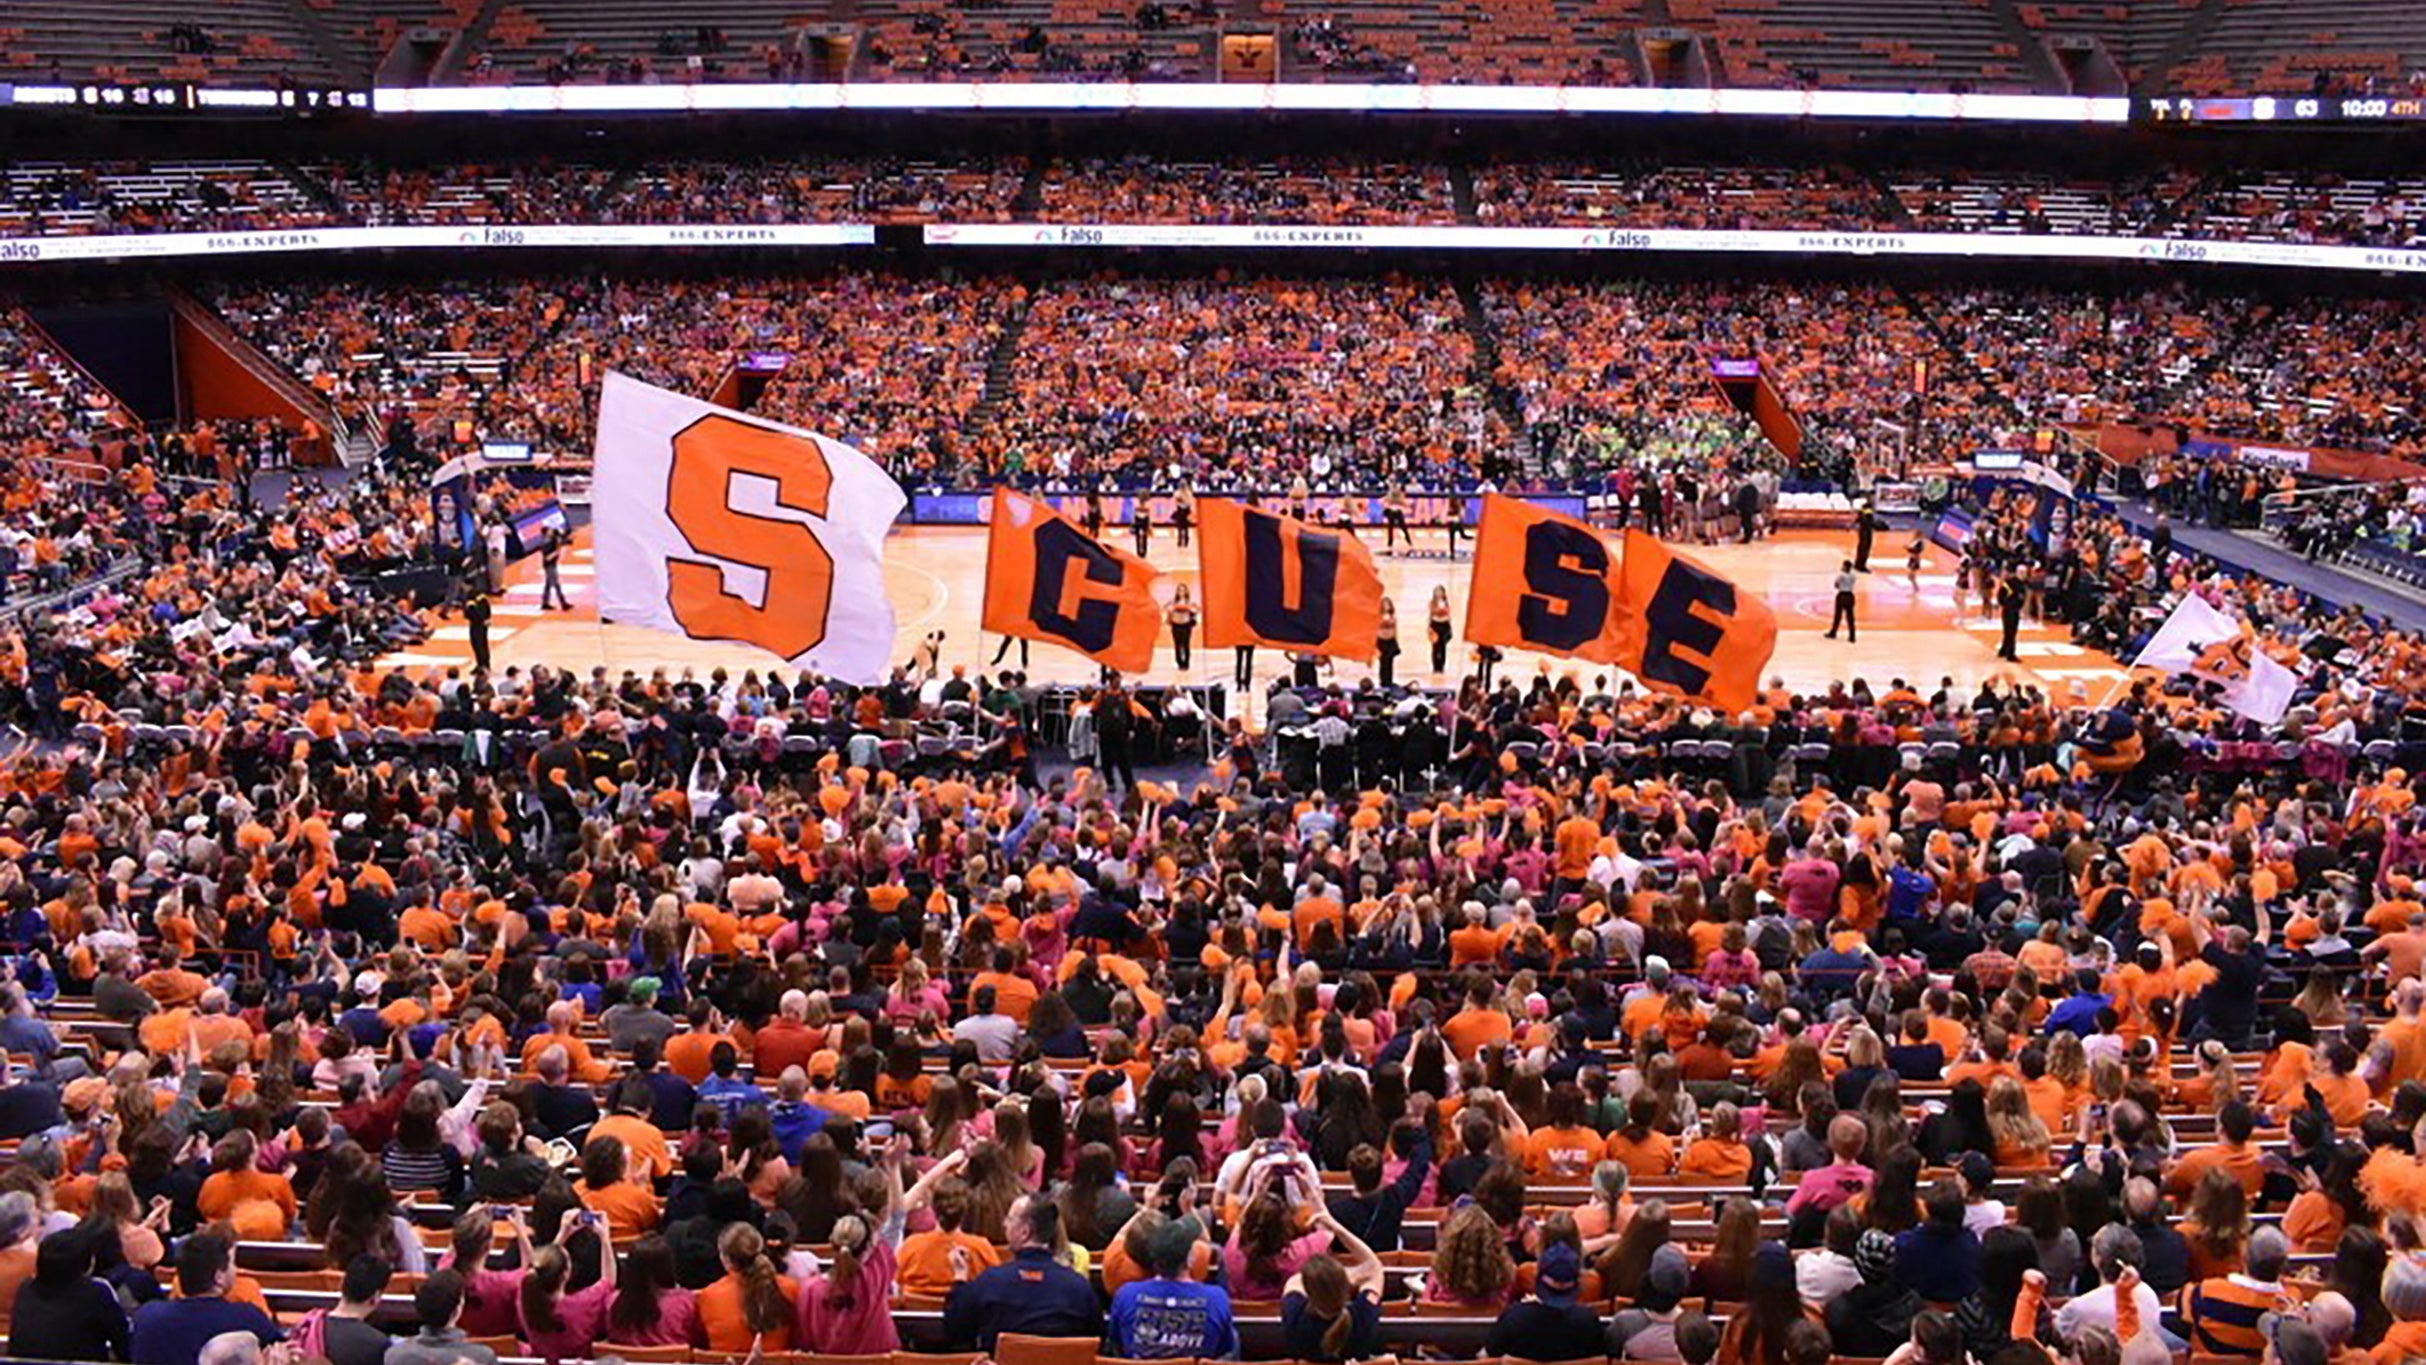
[1446,902,1508,969]
[195,1131,296,1229]
[1290,876,1346,953]
[698,1222,798,1353]
[1521,1084,1606,1180]
[576,1133,663,1240]
[664,999,736,1085]
[894,1153,1003,1299]
[1677,1102,1755,1182]
[2166,1099,2267,1200]
[517,1000,609,1085]
[968,947,1040,1025]
[591,1078,675,1182]
[1603,1093,1674,1180]
[1440,980,1513,1060]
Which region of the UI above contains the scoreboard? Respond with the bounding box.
[2145,93,2426,122]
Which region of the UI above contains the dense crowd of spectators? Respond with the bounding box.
[1042,158,1453,226]
[9,157,2426,256]
[1473,164,1891,231]
[995,274,1489,488]
[604,161,1028,226]
[0,340,2424,1365]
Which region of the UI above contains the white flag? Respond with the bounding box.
[591,371,906,684]
[2132,592,2297,726]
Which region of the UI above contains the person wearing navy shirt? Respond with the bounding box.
[2043,969,2116,1038]
[131,1234,282,1365]
[1108,1217,1238,1359]
[1886,847,1937,928]
[943,1196,1102,1350]
[629,1038,698,1132]
[1797,923,1873,1001]
[1892,1181,1983,1302]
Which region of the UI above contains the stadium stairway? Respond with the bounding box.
[2131,0,2233,95]
[1447,161,1479,223]
[1452,276,1538,475]
[1977,0,2070,92]
[166,288,351,466]
[1886,278,2032,432]
[283,0,380,85]
[974,289,1036,421]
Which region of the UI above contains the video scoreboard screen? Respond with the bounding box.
[2145,93,2426,122]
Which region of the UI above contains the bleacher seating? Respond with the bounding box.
[1,0,354,87]
[1675,0,2033,91]
[0,160,325,235]
[2178,0,2426,95]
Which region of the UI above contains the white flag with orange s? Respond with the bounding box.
[592,371,907,684]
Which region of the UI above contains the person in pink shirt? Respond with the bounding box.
[1779,846,1842,924]
[516,1212,618,1364]
[442,1207,528,1339]
[797,1213,901,1353]
[600,1235,697,1348]
[1784,1114,1875,1232]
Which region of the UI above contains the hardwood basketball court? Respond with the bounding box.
[382,524,2129,718]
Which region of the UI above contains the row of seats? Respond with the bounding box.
[18,0,2426,94]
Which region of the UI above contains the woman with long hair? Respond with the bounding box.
[1764,1039,1828,1114]
[2285,1143,2372,1253]
[2328,1224,2393,1349]
[922,1076,978,1158]
[1858,1072,1911,1160]
[1596,1197,1673,1299]
[991,1101,1043,1189]
[1424,1203,1515,1309]
[957,1139,1026,1243]
[1284,1246,1384,1363]
[1693,1196,1761,1303]
[2013,1175,2081,1295]
[517,1211,619,1365]
[1985,1075,2053,1167]
[1148,1093,1206,1175]
[1719,1242,1805,1365]
[1574,1161,1634,1243]
[381,1080,467,1205]
[83,1171,167,1274]
[1058,1143,1136,1254]
[1225,1185,1321,1303]
[698,1223,798,1353]
[602,1234,696,1348]
[1957,1225,2051,1358]
[727,1108,791,1207]
[794,1209,896,1352]
[440,1205,531,1338]
[1306,1071,1385,1173]
[1862,1147,1924,1235]
[1918,1078,1992,1166]
[2180,1166,2251,1283]
[306,1144,426,1273]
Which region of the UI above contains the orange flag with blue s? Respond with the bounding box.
[1463,494,1629,664]
[981,488,1163,674]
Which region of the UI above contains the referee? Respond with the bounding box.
[1825,560,1858,643]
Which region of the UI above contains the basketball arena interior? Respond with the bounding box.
[0,5,2423,1365]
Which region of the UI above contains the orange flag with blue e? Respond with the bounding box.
[1610,529,1777,714]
